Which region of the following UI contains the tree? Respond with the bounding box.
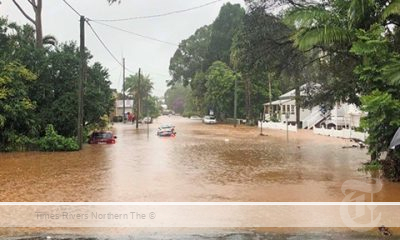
[168,3,244,86]
[164,84,191,115]
[0,17,115,151]
[0,61,37,151]
[204,61,236,119]
[231,4,305,123]
[84,62,115,127]
[207,3,245,66]
[284,0,400,179]
[143,95,161,118]
[350,24,400,162]
[12,0,43,48]
[125,72,154,116]
[169,25,211,87]
[282,0,400,108]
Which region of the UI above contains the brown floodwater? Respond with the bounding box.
[1,115,399,202]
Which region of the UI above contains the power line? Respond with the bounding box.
[86,20,125,68]
[62,0,81,17]
[89,20,179,47]
[91,0,224,22]
[61,0,171,79]
[87,21,169,78]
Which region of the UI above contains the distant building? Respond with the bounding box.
[115,100,134,117]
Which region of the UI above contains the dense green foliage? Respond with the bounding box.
[36,125,79,151]
[164,84,192,115]
[167,3,250,120]
[0,61,37,151]
[204,61,236,120]
[282,0,400,179]
[167,2,312,122]
[0,18,114,151]
[125,72,160,118]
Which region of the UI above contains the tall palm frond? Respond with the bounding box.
[42,35,57,46]
[381,0,400,86]
[382,0,400,19]
[384,60,400,86]
[294,26,352,51]
[284,6,331,29]
[348,0,375,28]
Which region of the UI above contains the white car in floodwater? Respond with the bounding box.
[203,115,217,124]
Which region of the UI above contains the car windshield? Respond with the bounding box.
[93,132,112,139]
[205,116,215,119]
[160,124,173,129]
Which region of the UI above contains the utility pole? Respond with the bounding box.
[122,58,126,124]
[233,73,238,128]
[136,68,141,129]
[77,15,86,150]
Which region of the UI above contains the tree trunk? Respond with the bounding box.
[12,0,43,48]
[35,0,43,48]
[383,150,400,182]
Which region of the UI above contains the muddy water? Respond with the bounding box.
[0,115,400,202]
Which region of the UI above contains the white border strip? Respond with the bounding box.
[0,202,399,205]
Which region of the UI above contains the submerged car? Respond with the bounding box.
[88,131,117,144]
[157,124,176,137]
[203,115,217,124]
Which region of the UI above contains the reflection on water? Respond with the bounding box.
[0,116,399,202]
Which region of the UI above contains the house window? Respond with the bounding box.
[282,105,286,114]
[291,105,295,114]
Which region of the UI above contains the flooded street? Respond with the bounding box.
[1,115,399,202]
[2,115,400,239]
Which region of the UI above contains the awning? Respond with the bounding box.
[389,127,400,149]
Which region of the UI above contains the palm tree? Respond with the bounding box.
[42,35,57,47]
[285,0,400,51]
[125,73,154,116]
[382,0,400,20]
[283,0,379,51]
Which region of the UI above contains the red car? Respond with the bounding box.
[88,131,117,144]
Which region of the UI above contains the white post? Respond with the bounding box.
[286,112,289,142]
[335,102,338,130]
[349,114,352,139]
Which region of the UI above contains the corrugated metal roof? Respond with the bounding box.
[263,99,292,105]
[279,83,321,100]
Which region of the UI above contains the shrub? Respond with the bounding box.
[1,134,36,152]
[358,160,382,172]
[36,124,79,151]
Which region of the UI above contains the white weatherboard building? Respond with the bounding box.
[115,100,134,116]
[262,84,365,137]
[264,85,319,124]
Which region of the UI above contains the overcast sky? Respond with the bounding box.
[1,0,245,97]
